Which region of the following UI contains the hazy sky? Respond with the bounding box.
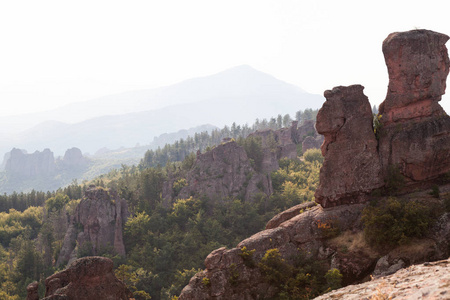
[1,0,450,116]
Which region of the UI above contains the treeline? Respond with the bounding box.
[0,181,83,213]
[140,108,318,169]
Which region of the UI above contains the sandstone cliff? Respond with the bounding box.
[27,256,132,300]
[56,186,129,267]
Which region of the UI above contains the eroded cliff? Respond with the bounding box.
[56,186,129,267]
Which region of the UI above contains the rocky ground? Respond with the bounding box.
[314,257,450,300]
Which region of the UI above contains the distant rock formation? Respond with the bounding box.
[5,148,56,177]
[62,147,87,168]
[314,257,450,300]
[315,85,383,207]
[27,256,132,300]
[162,122,322,204]
[316,29,450,208]
[56,186,129,267]
[171,140,273,202]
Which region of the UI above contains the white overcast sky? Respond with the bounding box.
[1,0,450,116]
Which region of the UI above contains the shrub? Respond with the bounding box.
[202,277,211,287]
[238,246,256,268]
[430,185,440,198]
[324,268,343,291]
[303,149,323,164]
[362,197,433,247]
[385,165,405,194]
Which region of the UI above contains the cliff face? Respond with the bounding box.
[56,186,129,267]
[174,140,272,202]
[27,256,132,300]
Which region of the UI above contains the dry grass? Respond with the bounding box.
[370,279,392,300]
[329,231,378,258]
[388,238,436,263]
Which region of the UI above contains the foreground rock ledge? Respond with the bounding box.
[314,257,450,300]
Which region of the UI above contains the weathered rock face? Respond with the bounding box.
[316,29,450,207]
[38,256,132,300]
[315,257,450,300]
[378,30,450,186]
[174,140,272,202]
[379,30,449,125]
[56,187,129,267]
[5,148,56,177]
[179,203,371,300]
[314,85,383,207]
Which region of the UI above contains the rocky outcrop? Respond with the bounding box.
[314,85,383,207]
[249,120,322,162]
[179,29,450,299]
[174,140,272,202]
[26,281,39,300]
[31,256,132,300]
[315,257,450,300]
[315,29,450,207]
[5,148,56,177]
[179,203,369,299]
[378,30,450,186]
[56,186,129,267]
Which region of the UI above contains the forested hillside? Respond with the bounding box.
[0,111,320,299]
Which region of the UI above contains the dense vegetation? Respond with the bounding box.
[0,111,321,299]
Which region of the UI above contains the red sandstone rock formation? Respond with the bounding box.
[178,29,450,300]
[380,30,449,125]
[56,187,129,267]
[41,256,132,300]
[314,85,383,207]
[378,29,450,185]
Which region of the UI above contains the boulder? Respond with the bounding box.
[43,256,132,300]
[314,85,383,207]
[26,281,39,300]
